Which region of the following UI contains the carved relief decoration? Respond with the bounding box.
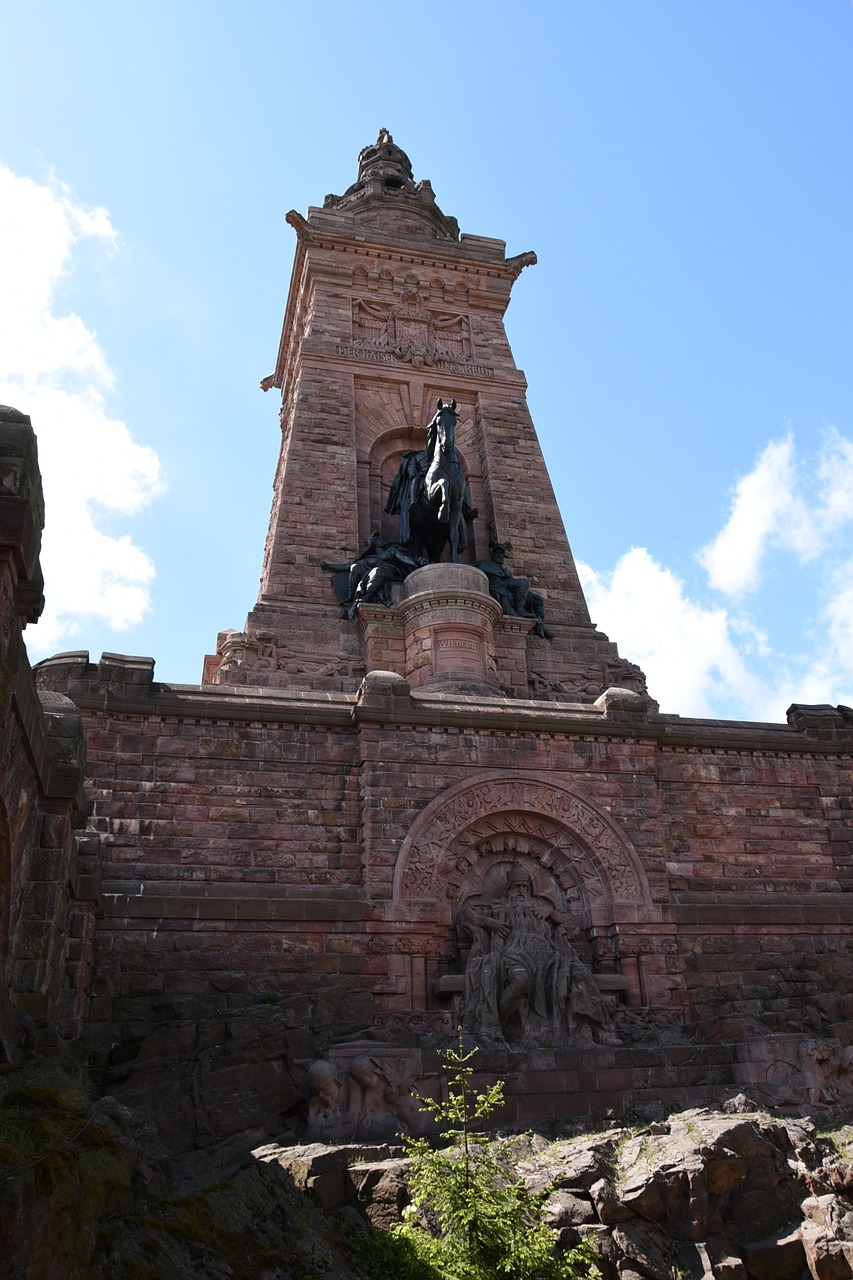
[339,286,493,376]
[366,935,447,957]
[215,629,362,686]
[352,290,472,368]
[527,657,655,704]
[306,1050,423,1142]
[393,773,650,920]
[454,862,617,1047]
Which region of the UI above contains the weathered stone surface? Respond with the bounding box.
[542,1189,597,1229]
[0,410,91,1063]
[609,1220,681,1278]
[590,1176,635,1225]
[346,1157,411,1228]
[741,1229,807,1278]
[799,1221,853,1279]
[254,1140,404,1214]
[512,1107,847,1278]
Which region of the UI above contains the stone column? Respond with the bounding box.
[399,564,503,694]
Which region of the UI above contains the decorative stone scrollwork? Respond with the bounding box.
[394,774,649,919]
[367,934,447,957]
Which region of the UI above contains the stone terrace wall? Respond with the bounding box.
[0,407,93,1060]
[33,655,853,1155]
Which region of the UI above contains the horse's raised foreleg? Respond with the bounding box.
[427,477,451,524]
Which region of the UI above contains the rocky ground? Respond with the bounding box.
[5,1060,853,1278]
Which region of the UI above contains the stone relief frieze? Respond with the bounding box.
[215,629,362,685]
[373,1011,454,1035]
[306,1052,422,1142]
[352,290,472,364]
[527,657,656,705]
[337,287,494,377]
[366,934,446,957]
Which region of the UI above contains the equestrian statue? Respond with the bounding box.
[385,398,477,563]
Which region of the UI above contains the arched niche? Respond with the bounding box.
[392,772,651,930]
[368,421,477,553]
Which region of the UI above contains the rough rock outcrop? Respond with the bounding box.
[0,1061,367,1280]
[11,1062,853,1279]
[278,1103,853,1279]
[513,1105,853,1278]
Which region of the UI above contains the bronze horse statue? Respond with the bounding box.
[385,399,477,563]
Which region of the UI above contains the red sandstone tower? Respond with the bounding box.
[204,129,648,705]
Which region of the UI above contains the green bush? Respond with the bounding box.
[362,1035,600,1280]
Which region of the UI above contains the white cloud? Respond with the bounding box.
[0,165,163,655]
[581,427,853,721]
[698,436,817,597]
[699,428,853,600]
[580,548,770,719]
[816,428,853,533]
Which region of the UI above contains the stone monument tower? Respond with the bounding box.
[203,128,647,705]
[27,132,853,1156]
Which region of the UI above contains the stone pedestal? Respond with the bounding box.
[399,563,502,693]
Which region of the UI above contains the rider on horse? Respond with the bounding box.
[385,400,477,558]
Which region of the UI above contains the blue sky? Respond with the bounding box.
[2,2,853,720]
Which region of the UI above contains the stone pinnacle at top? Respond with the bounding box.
[356,128,414,186]
[321,129,460,241]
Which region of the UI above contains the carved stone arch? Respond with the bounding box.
[446,813,606,920]
[392,772,651,928]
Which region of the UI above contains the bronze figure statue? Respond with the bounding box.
[322,533,423,618]
[474,540,552,639]
[385,398,477,563]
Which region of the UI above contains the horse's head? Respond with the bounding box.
[432,397,458,453]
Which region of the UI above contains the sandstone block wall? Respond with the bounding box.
[0,408,93,1060]
[32,650,853,1154]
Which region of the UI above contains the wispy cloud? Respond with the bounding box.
[0,165,163,655]
[699,430,853,598]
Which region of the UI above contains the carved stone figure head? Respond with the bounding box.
[307,1059,341,1107]
[506,864,532,897]
[350,1055,381,1089]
